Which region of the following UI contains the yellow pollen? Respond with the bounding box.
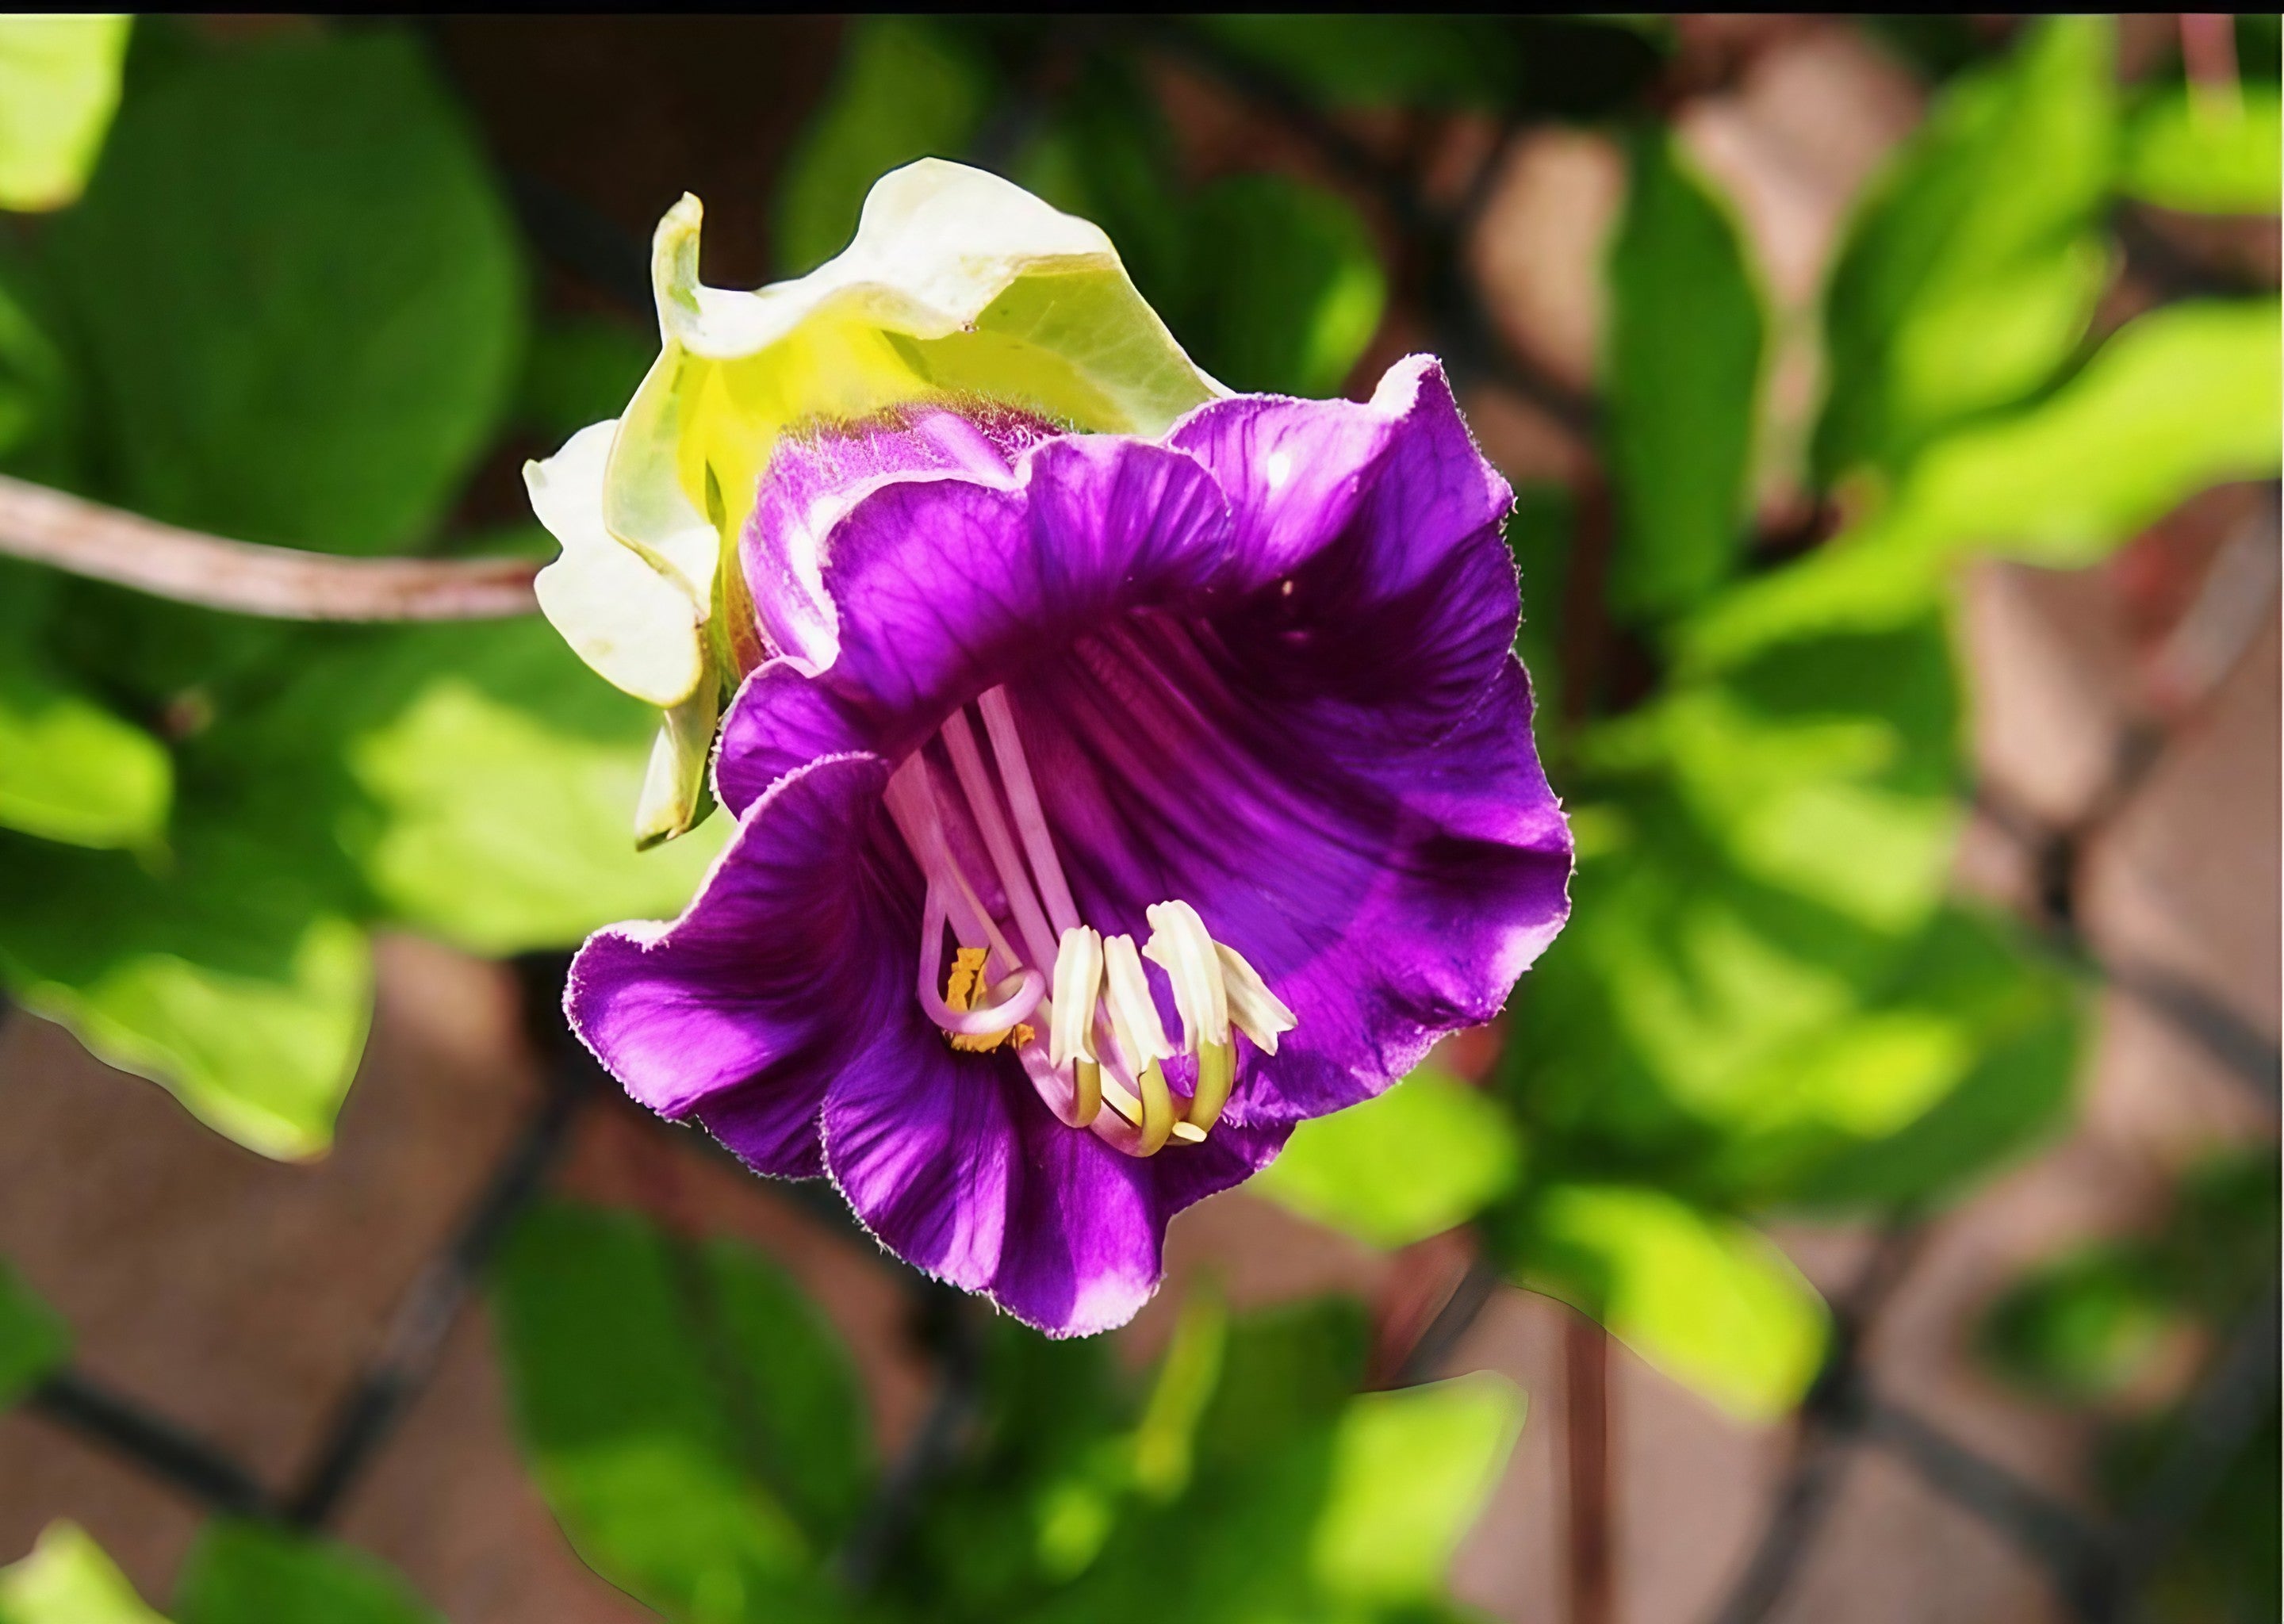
[943,947,987,1013]
[942,948,1029,1053]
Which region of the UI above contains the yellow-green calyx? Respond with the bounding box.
[523,159,1227,845]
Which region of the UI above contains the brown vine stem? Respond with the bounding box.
[0,473,540,621]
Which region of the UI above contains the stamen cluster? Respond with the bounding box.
[883,684,1294,1158]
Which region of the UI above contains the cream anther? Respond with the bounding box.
[1142,900,1227,1053]
[1101,934,1174,1067]
[1216,941,1296,1055]
[1049,926,1104,1068]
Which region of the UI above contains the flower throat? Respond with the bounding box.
[882,685,1294,1159]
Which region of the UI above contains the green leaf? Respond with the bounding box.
[1505,603,2083,1220]
[1012,59,1188,317]
[1686,299,2283,665]
[0,823,372,1161]
[1815,16,2115,481]
[0,249,75,477]
[1180,174,1385,399]
[1978,1243,2179,1404]
[1780,909,2081,1211]
[1588,615,1961,934]
[1508,1184,1826,1420]
[0,1524,167,1624]
[0,1260,69,1409]
[331,619,729,955]
[515,316,655,445]
[490,1201,870,1622]
[195,615,725,954]
[0,17,129,213]
[0,565,170,849]
[775,18,989,276]
[1309,1373,1523,1605]
[1604,128,1765,622]
[1252,1065,1523,1248]
[1905,297,2283,570]
[1007,1295,1519,1624]
[2119,86,2282,215]
[173,1523,437,1624]
[40,29,524,553]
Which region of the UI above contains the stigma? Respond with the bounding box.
[883,684,1295,1158]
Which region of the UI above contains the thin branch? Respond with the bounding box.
[1862,1397,2112,1597]
[1705,1220,1930,1624]
[283,958,592,1526]
[2106,959,2282,1108]
[1971,773,2282,1106]
[0,473,540,622]
[834,1290,987,1593]
[27,1371,274,1520]
[1389,1248,1503,1387]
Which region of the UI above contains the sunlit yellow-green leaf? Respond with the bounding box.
[1253,1065,1523,1248]
[3,908,370,1162]
[0,659,169,850]
[1688,298,2282,667]
[1309,1373,1523,1603]
[1815,17,2116,479]
[0,823,372,1161]
[0,1523,168,1624]
[2120,86,2282,215]
[0,568,171,852]
[0,17,129,212]
[1514,1184,1826,1420]
[344,622,728,954]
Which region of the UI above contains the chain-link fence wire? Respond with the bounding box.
[10,20,2278,1624]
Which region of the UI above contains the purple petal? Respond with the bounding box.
[1169,354,1521,726]
[1000,637,1569,1127]
[820,999,1290,1335]
[742,404,1059,675]
[591,355,1573,1335]
[820,1008,1014,1295]
[566,752,906,1176]
[713,661,869,818]
[733,434,1232,778]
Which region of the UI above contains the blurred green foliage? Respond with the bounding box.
[492,1201,868,1621]
[0,1519,443,1624]
[0,21,707,1155]
[1254,1064,1523,1249]
[0,18,128,213]
[2120,85,2282,214]
[1815,16,2116,484]
[0,1260,67,1408]
[1604,127,1764,624]
[0,13,2278,1620]
[1983,1150,2278,1407]
[0,1523,166,1624]
[174,1524,439,1624]
[37,31,523,556]
[491,1202,1522,1622]
[1198,15,1665,120]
